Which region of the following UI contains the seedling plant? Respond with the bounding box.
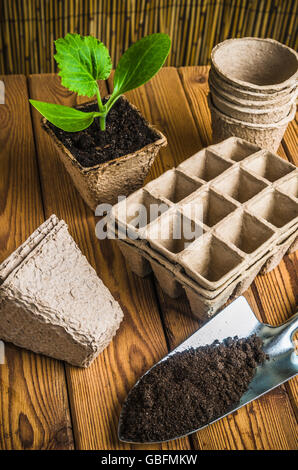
[30,33,171,132]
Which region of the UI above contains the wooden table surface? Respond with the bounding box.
[0,67,297,451]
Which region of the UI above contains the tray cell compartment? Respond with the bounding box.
[150,259,183,298]
[181,189,238,227]
[178,149,232,182]
[276,173,298,199]
[146,169,202,203]
[216,210,275,254]
[179,234,244,288]
[118,240,151,277]
[212,167,268,203]
[210,137,260,161]
[247,190,298,228]
[243,151,296,182]
[145,210,205,262]
[113,189,170,235]
[184,280,236,319]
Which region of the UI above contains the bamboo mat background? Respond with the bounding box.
[0,0,297,75]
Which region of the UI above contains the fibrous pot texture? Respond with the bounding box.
[0,215,123,367]
[109,137,298,319]
[209,98,296,153]
[208,74,298,108]
[210,89,294,124]
[211,38,298,92]
[43,96,167,211]
[209,67,298,101]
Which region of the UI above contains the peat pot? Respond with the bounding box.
[208,77,298,109]
[211,38,298,93]
[43,96,167,211]
[209,67,298,102]
[209,98,296,153]
[210,88,295,124]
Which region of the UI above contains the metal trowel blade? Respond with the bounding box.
[119,296,298,443]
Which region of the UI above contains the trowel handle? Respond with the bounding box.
[278,312,298,340]
[272,312,298,353]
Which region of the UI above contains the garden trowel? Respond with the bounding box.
[119,296,298,443]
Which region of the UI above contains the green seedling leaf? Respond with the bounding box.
[30,33,171,132]
[29,100,101,132]
[110,33,171,106]
[54,33,112,97]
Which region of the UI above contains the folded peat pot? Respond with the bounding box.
[110,137,298,319]
[0,215,123,367]
[209,98,296,153]
[210,89,295,124]
[43,96,167,211]
[209,67,298,102]
[211,37,298,93]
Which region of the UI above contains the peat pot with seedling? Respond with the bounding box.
[30,33,170,210]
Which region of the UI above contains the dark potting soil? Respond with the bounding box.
[48,97,160,168]
[119,335,267,442]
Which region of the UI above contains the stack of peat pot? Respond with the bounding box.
[209,38,298,152]
[108,137,298,321]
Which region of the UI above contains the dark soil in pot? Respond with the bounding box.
[48,96,161,168]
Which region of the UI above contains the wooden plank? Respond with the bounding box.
[178,65,298,449]
[0,75,74,450]
[177,65,212,147]
[279,116,298,415]
[282,116,298,165]
[28,73,190,450]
